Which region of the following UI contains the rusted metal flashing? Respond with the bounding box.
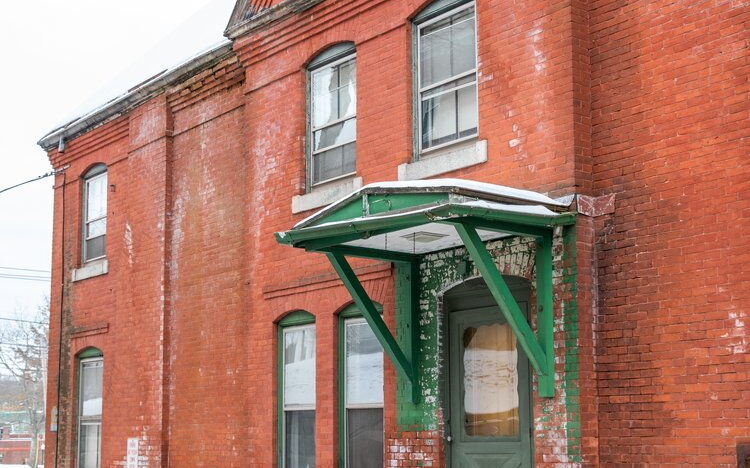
[575,194,615,217]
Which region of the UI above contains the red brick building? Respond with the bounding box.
[38,0,748,467]
[0,426,43,466]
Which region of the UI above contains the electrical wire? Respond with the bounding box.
[0,274,51,282]
[0,317,47,326]
[0,342,48,349]
[0,171,56,195]
[0,266,51,274]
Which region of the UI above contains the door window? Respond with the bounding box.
[462,323,519,437]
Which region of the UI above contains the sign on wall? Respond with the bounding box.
[126,438,139,468]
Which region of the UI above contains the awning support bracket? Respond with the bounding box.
[453,222,555,397]
[326,251,420,403]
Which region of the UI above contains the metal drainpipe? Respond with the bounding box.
[53,166,66,468]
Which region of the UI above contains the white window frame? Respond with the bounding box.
[308,53,357,187]
[343,317,384,465]
[416,1,479,155]
[77,357,103,468]
[281,323,316,468]
[82,168,107,263]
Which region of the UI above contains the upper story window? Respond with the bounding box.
[279,312,316,468]
[415,1,478,152]
[82,165,107,262]
[78,353,103,468]
[308,43,357,186]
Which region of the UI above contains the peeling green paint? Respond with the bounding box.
[394,229,584,465]
[562,225,583,463]
[395,237,537,430]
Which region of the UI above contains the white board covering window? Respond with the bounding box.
[82,165,107,262]
[282,324,316,468]
[78,357,103,468]
[309,45,357,186]
[417,2,478,152]
[344,318,384,468]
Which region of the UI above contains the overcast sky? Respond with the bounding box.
[0,0,235,322]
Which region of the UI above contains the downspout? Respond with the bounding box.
[53,161,67,468]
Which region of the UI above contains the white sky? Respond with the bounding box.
[0,0,236,321]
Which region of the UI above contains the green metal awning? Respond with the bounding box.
[276,179,576,401]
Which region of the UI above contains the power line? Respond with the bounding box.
[0,266,51,274]
[0,171,56,195]
[0,274,51,283]
[0,342,48,349]
[0,273,51,279]
[0,317,47,326]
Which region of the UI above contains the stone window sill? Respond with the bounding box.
[72,258,108,282]
[292,176,363,214]
[398,139,487,181]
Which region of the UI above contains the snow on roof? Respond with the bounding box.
[293,178,568,228]
[38,0,236,148]
[360,179,567,207]
[294,200,561,232]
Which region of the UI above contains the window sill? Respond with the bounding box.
[72,258,108,282]
[292,176,363,213]
[398,139,487,180]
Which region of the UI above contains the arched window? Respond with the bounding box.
[82,165,107,262]
[278,311,316,468]
[77,348,103,468]
[413,0,478,152]
[338,304,384,467]
[307,43,357,187]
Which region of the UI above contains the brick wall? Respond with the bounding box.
[591,0,750,465]
[41,0,748,466]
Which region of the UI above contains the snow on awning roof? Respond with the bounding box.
[293,178,570,229]
[278,179,576,256]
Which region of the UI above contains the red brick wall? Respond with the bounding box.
[44,55,249,468]
[591,0,750,465]
[43,0,748,466]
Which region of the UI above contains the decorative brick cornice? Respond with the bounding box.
[224,0,324,40]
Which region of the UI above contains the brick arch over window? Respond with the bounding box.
[410,0,473,22]
[276,309,315,326]
[306,41,355,69]
[76,347,103,359]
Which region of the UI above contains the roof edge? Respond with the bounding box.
[37,41,234,151]
[224,0,324,39]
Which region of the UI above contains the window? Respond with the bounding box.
[77,354,103,468]
[82,165,107,262]
[341,316,384,468]
[279,312,316,468]
[308,43,357,186]
[416,1,478,152]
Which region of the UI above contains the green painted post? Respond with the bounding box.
[326,252,416,388]
[452,222,549,381]
[536,232,555,397]
[394,261,421,404]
